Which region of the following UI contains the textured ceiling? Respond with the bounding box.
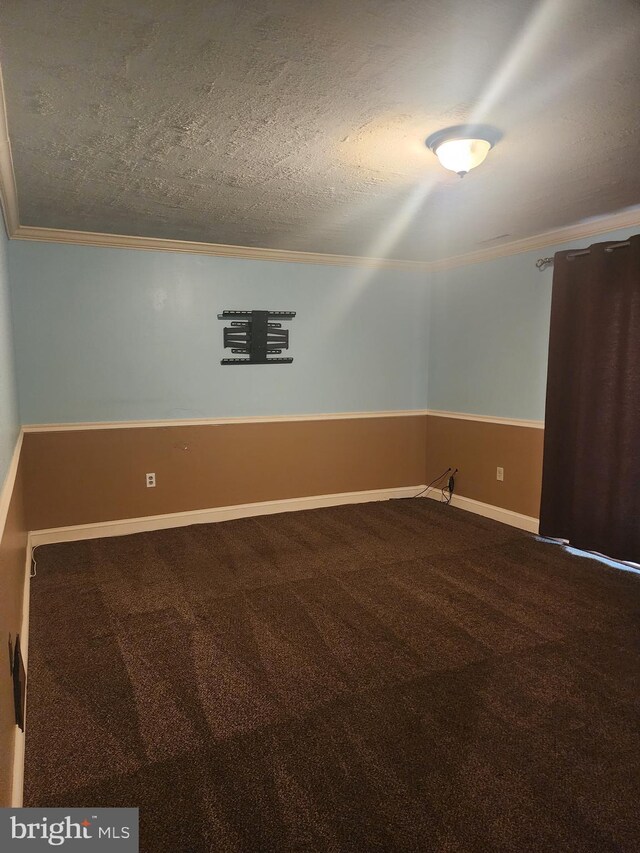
[1,0,639,262]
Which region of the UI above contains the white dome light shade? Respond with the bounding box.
[433,138,491,175]
[426,125,501,177]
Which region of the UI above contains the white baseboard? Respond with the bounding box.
[424,490,539,533]
[10,536,32,808]
[30,483,539,548]
[29,485,427,546]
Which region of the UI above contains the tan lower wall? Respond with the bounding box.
[425,415,544,518]
[23,416,428,530]
[22,414,544,531]
[6,411,543,802]
[0,447,28,806]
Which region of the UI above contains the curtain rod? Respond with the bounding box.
[535,239,631,271]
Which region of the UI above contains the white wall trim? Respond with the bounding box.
[424,490,539,533]
[10,536,31,808]
[21,409,546,433]
[11,206,640,270]
[426,409,544,429]
[0,63,20,238]
[12,224,429,272]
[22,410,430,433]
[30,482,539,549]
[427,206,640,272]
[29,485,427,546]
[0,431,23,544]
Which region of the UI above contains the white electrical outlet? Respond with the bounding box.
[146,473,156,488]
[496,467,504,482]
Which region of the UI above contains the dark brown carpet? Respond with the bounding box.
[25,499,640,852]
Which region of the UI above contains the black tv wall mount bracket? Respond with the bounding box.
[218,310,296,365]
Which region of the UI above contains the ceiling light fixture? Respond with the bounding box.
[426,125,502,178]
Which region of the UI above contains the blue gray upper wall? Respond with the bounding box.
[8,242,430,424]
[427,226,638,422]
[0,225,19,484]
[7,224,639,426]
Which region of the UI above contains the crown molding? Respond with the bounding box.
[13,206,640,271]
[1,57,637,269]
[427,206,640,272]
[0,63,20,237]
[12,224,429,271]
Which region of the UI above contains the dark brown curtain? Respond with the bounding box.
[539,234,640,564]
